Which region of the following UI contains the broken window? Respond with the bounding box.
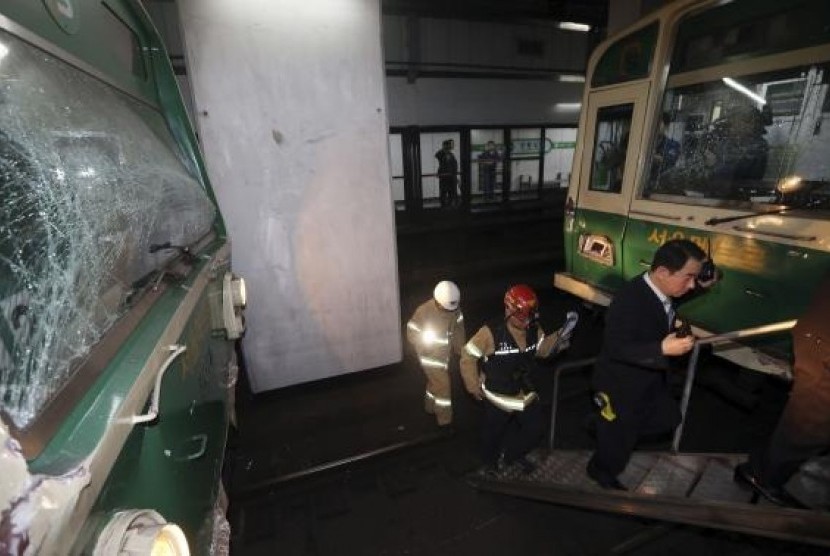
[0,31,216,428]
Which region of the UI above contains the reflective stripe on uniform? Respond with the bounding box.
[481,383,537,412]
[422,330,449,346]
[426,391,452,407]
[464,342,483,359]
[419,355,448,369]
[493,347,521,355]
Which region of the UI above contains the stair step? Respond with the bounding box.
[619,452,659,490]
[688,456,753,503]
[632,454,703,497]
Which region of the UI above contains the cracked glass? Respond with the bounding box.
[0,31,216,428]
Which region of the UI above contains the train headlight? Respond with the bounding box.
[230,275,247,308]
[222,272,247,339]
[94,510,190,556]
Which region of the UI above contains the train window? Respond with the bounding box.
[589,104,633,194]
[591,23,658,88]
[643,63,830,214]
[0,30,216,429]
[671,0,830,75]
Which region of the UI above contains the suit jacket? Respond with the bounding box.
[593,273,675,409]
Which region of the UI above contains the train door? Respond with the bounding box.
[569,82,650,294]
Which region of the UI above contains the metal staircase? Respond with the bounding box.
[467,321,830,548]
[468,450,830,547]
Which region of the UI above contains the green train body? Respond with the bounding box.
[555,0,830,377]
[0,1,242,554]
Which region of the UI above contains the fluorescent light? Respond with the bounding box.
[777,175,803,193]
[722,77,767,105]
[558,22,591,32]
[559,74,585,83]
[0,42,8,61]
[554,102,582,112]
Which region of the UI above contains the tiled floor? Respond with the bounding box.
[225,206,827,555]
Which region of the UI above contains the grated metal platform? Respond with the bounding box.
[468,450,830,548]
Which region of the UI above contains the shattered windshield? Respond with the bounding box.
[0,31,216,428]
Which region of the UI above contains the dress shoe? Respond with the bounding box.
[733,462,804,508]
[478,454,506,478]
[587,459,627,490]
[477,464,501,479]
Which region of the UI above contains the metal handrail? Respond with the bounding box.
[548,357,597,450]
[671,319,797,452]
[545,319,797,454]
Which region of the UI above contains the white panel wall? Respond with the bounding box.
[178,0,401,392]
[382,14,588,126]
[383,16,588,72]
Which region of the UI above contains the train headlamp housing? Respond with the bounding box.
[222,272,247,340]
[93,510,190,556]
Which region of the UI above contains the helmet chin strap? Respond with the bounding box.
[506,308,537,328]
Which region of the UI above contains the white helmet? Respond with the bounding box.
[433,280,460,311]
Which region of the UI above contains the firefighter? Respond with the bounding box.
[460,284,577,474]
[406,281,465,426]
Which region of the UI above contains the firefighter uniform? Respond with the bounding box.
[461,311,570,468]
[406,298,465,426]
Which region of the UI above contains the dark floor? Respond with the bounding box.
[224,204,827,556]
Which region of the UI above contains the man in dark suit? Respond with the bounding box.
[587,239,711,490]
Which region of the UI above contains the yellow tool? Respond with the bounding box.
[593,391,617,422]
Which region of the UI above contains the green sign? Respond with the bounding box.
[472,138,576,156]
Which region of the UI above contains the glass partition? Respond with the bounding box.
[544,127,577,190]
[388,133,405,211]
[510,128,543,201]
[470,129,504,206]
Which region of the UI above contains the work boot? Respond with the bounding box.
[515,456,537,475]
[733,462,805,508]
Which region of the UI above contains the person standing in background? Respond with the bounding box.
[477,141,500,201]
[435,139,458,208]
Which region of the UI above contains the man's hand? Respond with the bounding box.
[661,333,695,356]
[468,377,485,401]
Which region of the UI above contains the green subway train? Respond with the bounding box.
[555,0,830,378]
[0,1,244,554]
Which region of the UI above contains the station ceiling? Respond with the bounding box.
[381,0,610,32]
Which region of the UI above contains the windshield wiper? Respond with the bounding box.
[705,198,825,226]
[149,241,197,264]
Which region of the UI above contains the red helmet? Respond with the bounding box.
[504,284,538,323]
